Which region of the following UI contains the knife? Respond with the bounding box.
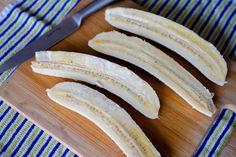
[0,0,117,73]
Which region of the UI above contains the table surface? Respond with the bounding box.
[0,0,236,157]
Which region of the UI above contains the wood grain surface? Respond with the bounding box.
[0,0,236,156]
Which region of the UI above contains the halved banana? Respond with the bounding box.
[89,31,215,117]
[31,51,160,119]
[47,82,161,157]
[105,7,227,86]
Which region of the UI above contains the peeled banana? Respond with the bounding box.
[105,7,227,86]
[47,82,161,157]
[89,31,215,117]
[31,51,160,119]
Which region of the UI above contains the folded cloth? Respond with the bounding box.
[193,108,236,157]
[0,0,236,156]
[0,0,80,156]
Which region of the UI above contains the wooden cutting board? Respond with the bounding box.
[0,0,236,156]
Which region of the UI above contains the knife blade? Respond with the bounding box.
[0,0,117,73]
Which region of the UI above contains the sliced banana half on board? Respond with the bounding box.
[47,82,161,157]
[89,31,215,117]
[31,51,160,119]
[105,7,227,86]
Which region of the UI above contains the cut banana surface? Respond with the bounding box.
[31,51,160,119]
[89,31,215,117]
[47,82,161,157]
[105,7,227,86]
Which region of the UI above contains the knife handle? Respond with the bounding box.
[73,0,117,21]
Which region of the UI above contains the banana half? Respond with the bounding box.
[31,51,160,119]
[47,82,161,157]
[89,31,215,117]
[105,7,227,86]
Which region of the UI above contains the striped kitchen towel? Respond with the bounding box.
[0,0,236,157]
[193,108,236,157]
[0,0,80,156]
[0,101,76,157]
[0,0,79,85]
[134,0,236,60]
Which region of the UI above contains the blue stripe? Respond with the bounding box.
[221,24,236,54]
[48,142,61,156]
[164,0,180,18]
[0,1,47,38]
[62,148,69,157]
[0,100,3,106]
[214,7,236,46]
[10,124,36,157]
[205,1,232,40]
[0,1,37,38]
[0,112,19,140]
[148,0,158,11]
[26,0,71,45]
[194,109,227,156]
[190,0,211,30]
[208,113,236,156]
[141,0,148,6]
[0,0,51,54]
[66,0,80,16]
[36,136,52,156]
[0,66,17,84]
[73,154,78,157]
[0,119,27,155]
[22,130,44,156]
[0,0,26,25]
[173,0,191,21]
[0,106,11,121]
[229,40,236,58]
[198,0,222,35]
[2,66,17,80]
[156,0,169,15]
[0,0,60,62]
[181,0,202,25]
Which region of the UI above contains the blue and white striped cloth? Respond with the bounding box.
[193,108,236,157]
[0,101,76,157]
[0,0,236,156]
[0,0,80,156]
[134,0,236,59]
[0,0,79,84]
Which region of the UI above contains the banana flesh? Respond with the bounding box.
[47,82,161,157]
[31,51,160,119]
[89,31,215,117]
[105,7,227,86]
